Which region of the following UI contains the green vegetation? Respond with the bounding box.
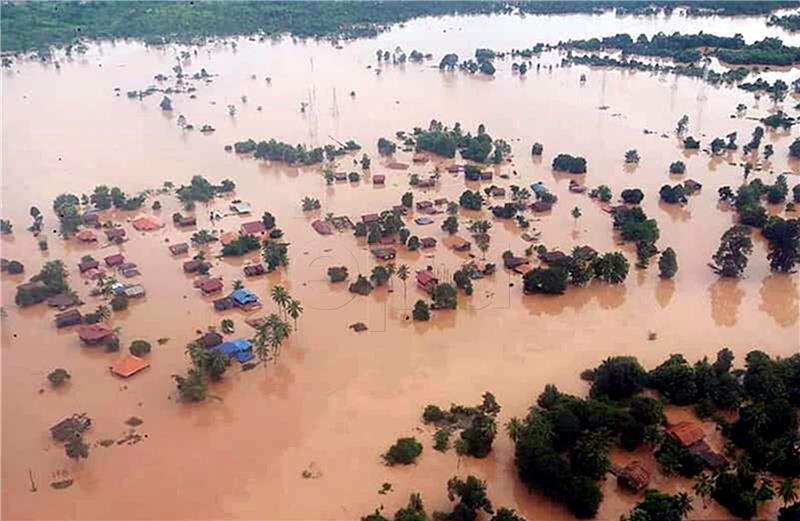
[523,266,568,294]
[383,437,423,465]
[711,225,753,278]
[660,184,688,204]
[377,137,396,156]
[129,340,152,356]
[412,300,431,321]
[431,283,457,310]
[658,247,678,279]
[52,193,82,236]
[327,266,348,283]
[620,490,693,521]
[763,217,800,272]
[621,188,644,205]
[422,393,500,458]
[612,206,659,243]
[47,368,71,387]
[0,219,13,234]
[262,241,289,272]
[413,121,509,163]
[176,175,235,205]
[552,153,587,174]
[173,341,229,401]
[669,161,686,174]
[15,260,70,307]
[221,234,260,257]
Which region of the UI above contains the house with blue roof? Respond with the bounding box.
[231,288,260,307]
[211,338,254,363]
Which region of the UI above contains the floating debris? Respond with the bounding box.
[50,479,73,490]
[349,322,368,332]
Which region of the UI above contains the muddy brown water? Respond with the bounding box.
[2,11,799,521]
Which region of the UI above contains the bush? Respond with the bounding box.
[432,283,457,310]
[412,300,431,321]
[111,294,129,311]
[531,142,544,156]
[377,137,396,156]
[129,340,152,356]
[384,437,423,465]
[669,160,686,174]
[327,266,348,282]
[658,247,678,279]
[660,184,687,204]
[104,336,120,352]
[590,356,647,400]
[47,368,71,387]
[683,136,700,149]
[422,404,445,423]
[621,188,644,204]
[6,260,24,274]
[592,252,629,284]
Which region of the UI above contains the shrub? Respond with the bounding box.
[658,247,678,279]
[621,188,644,204]
[328,266,348,282]
[669,161,686,174]
[412,300,431,321]
[384,437,423,465]
[422,404,445,423]
[129,340,152,356]
[552,154,587,174]
[432,283,457,309]
[531,142,544,156]
[47,368,71,387]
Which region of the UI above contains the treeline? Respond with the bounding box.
[564,54,750,85]
[560,32,800,66]
[768,13,800,31]
[5,2,795,54]
[232,138,359,165]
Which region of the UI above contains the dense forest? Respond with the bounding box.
[1,1,798,53]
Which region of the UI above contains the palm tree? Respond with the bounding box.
[266,314,291,362]
[253,323,272,367]
[95,305,111,321]
[271,285,290,317]
[397,264,410,303]
[676,492,694,518]
[185,341,207,371]
[693,472,715,509]
[779,478,798,507]
[286,299,303,331]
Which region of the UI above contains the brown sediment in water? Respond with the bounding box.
[2,12,800,521]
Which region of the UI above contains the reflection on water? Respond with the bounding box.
[759,273,799,327]
[709,278,744,327]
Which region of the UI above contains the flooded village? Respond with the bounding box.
[1,2,800,521]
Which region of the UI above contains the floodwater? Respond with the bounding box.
[1,10,799,521]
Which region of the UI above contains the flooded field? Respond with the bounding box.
[2,10,799,521]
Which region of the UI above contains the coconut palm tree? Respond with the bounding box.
[286,299,303,331]
[693,472,715,509]
[397,264,410,303]
[271,285,290,317]
[779,478,798,507]
[265,314,291,362]
[676,492,693,518]
[253,323,272,367]
[95,305,111,321]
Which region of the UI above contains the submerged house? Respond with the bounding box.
[50,414,91,441]
[231,288,260,309]
[230,201,252,215]
[212,338,254,363]
[213,297,235,311]
[104,253,125,267]
[110,354,151,378]
[241,221,267,236]
[78,257,100,273]
[169,243,189,256]
[201,331,224,349]
[312,220,333,235]
[55,309,83,328]
[420,237,437,249]
[416,270,438,294]
[373,174,386,185]
[78,324,113,345]
[617,461,650,493]
[243,264,266,277]
[665,421,705,447]
[371,247,397,261]
[198,278,224,294]
[443,235,471,252]
[105,227,127,241]
[688,440,728,470]
[183,259,202,273]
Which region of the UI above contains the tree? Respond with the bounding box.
[570,430,612,480]
[571,206,582,227]
[621,188,644,204]
[65,436,90,461]
[377,137,396,156]
[286,299,303,331]
[6,260,24,274]
[625,149,640,164]
[384,437,422,465]
[271,285,290,316]
[459,412,497,458]
[47,368,71,387]
[676,114,689,135]
[459,190,484,210]
[111,294,129,311]
[552,153,587,173]
[442,215,459,234]
[670,161,686,174]
[160,95,173,111]
[658,247,678,279]
[328,266,348,282]
[261,211,276,229]
[590,184,612,202]
[523,267,568,294]
[301,197,321,211]
[263,241,289,271]
[491,508,527,521]
[531,142,544,156]
[397,264,410,301]
[401,192,413,208]
[693,473,715,508]
[791,138,800,158]
[361,154,371,169]
[779,478,797,507]
[407,235,421,251]
[683,136,700,149]
[763,217,800,272]
[432,283,457,309]
[443,475,494,519]
[592,252,630,284]
[590,356,647,400]
[711,225,753,277]
[412,300,430,321]
[622,490,694,521]
[371,266,391,286]
[129,340,151,356]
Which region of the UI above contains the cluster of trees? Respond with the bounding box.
[522,247,630,295]
[659,184,687,204]
[377,137,396,156]
[15,260,71,307]
[383,437,422,465]
[89,187,143,213]
[459,190,484,210]
[620,490,693,521]
[235,138,357,164]
[173,341,229,401]
[221,233,261,257]
[564,54,749,86]
[552,153,587,174]
[413,120,509,163]
[263,240,289,272]
[52,193,82,236]
[422,392,501,458]
[176,175,235,205]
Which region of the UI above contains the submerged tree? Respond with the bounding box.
[711,225,753,277]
